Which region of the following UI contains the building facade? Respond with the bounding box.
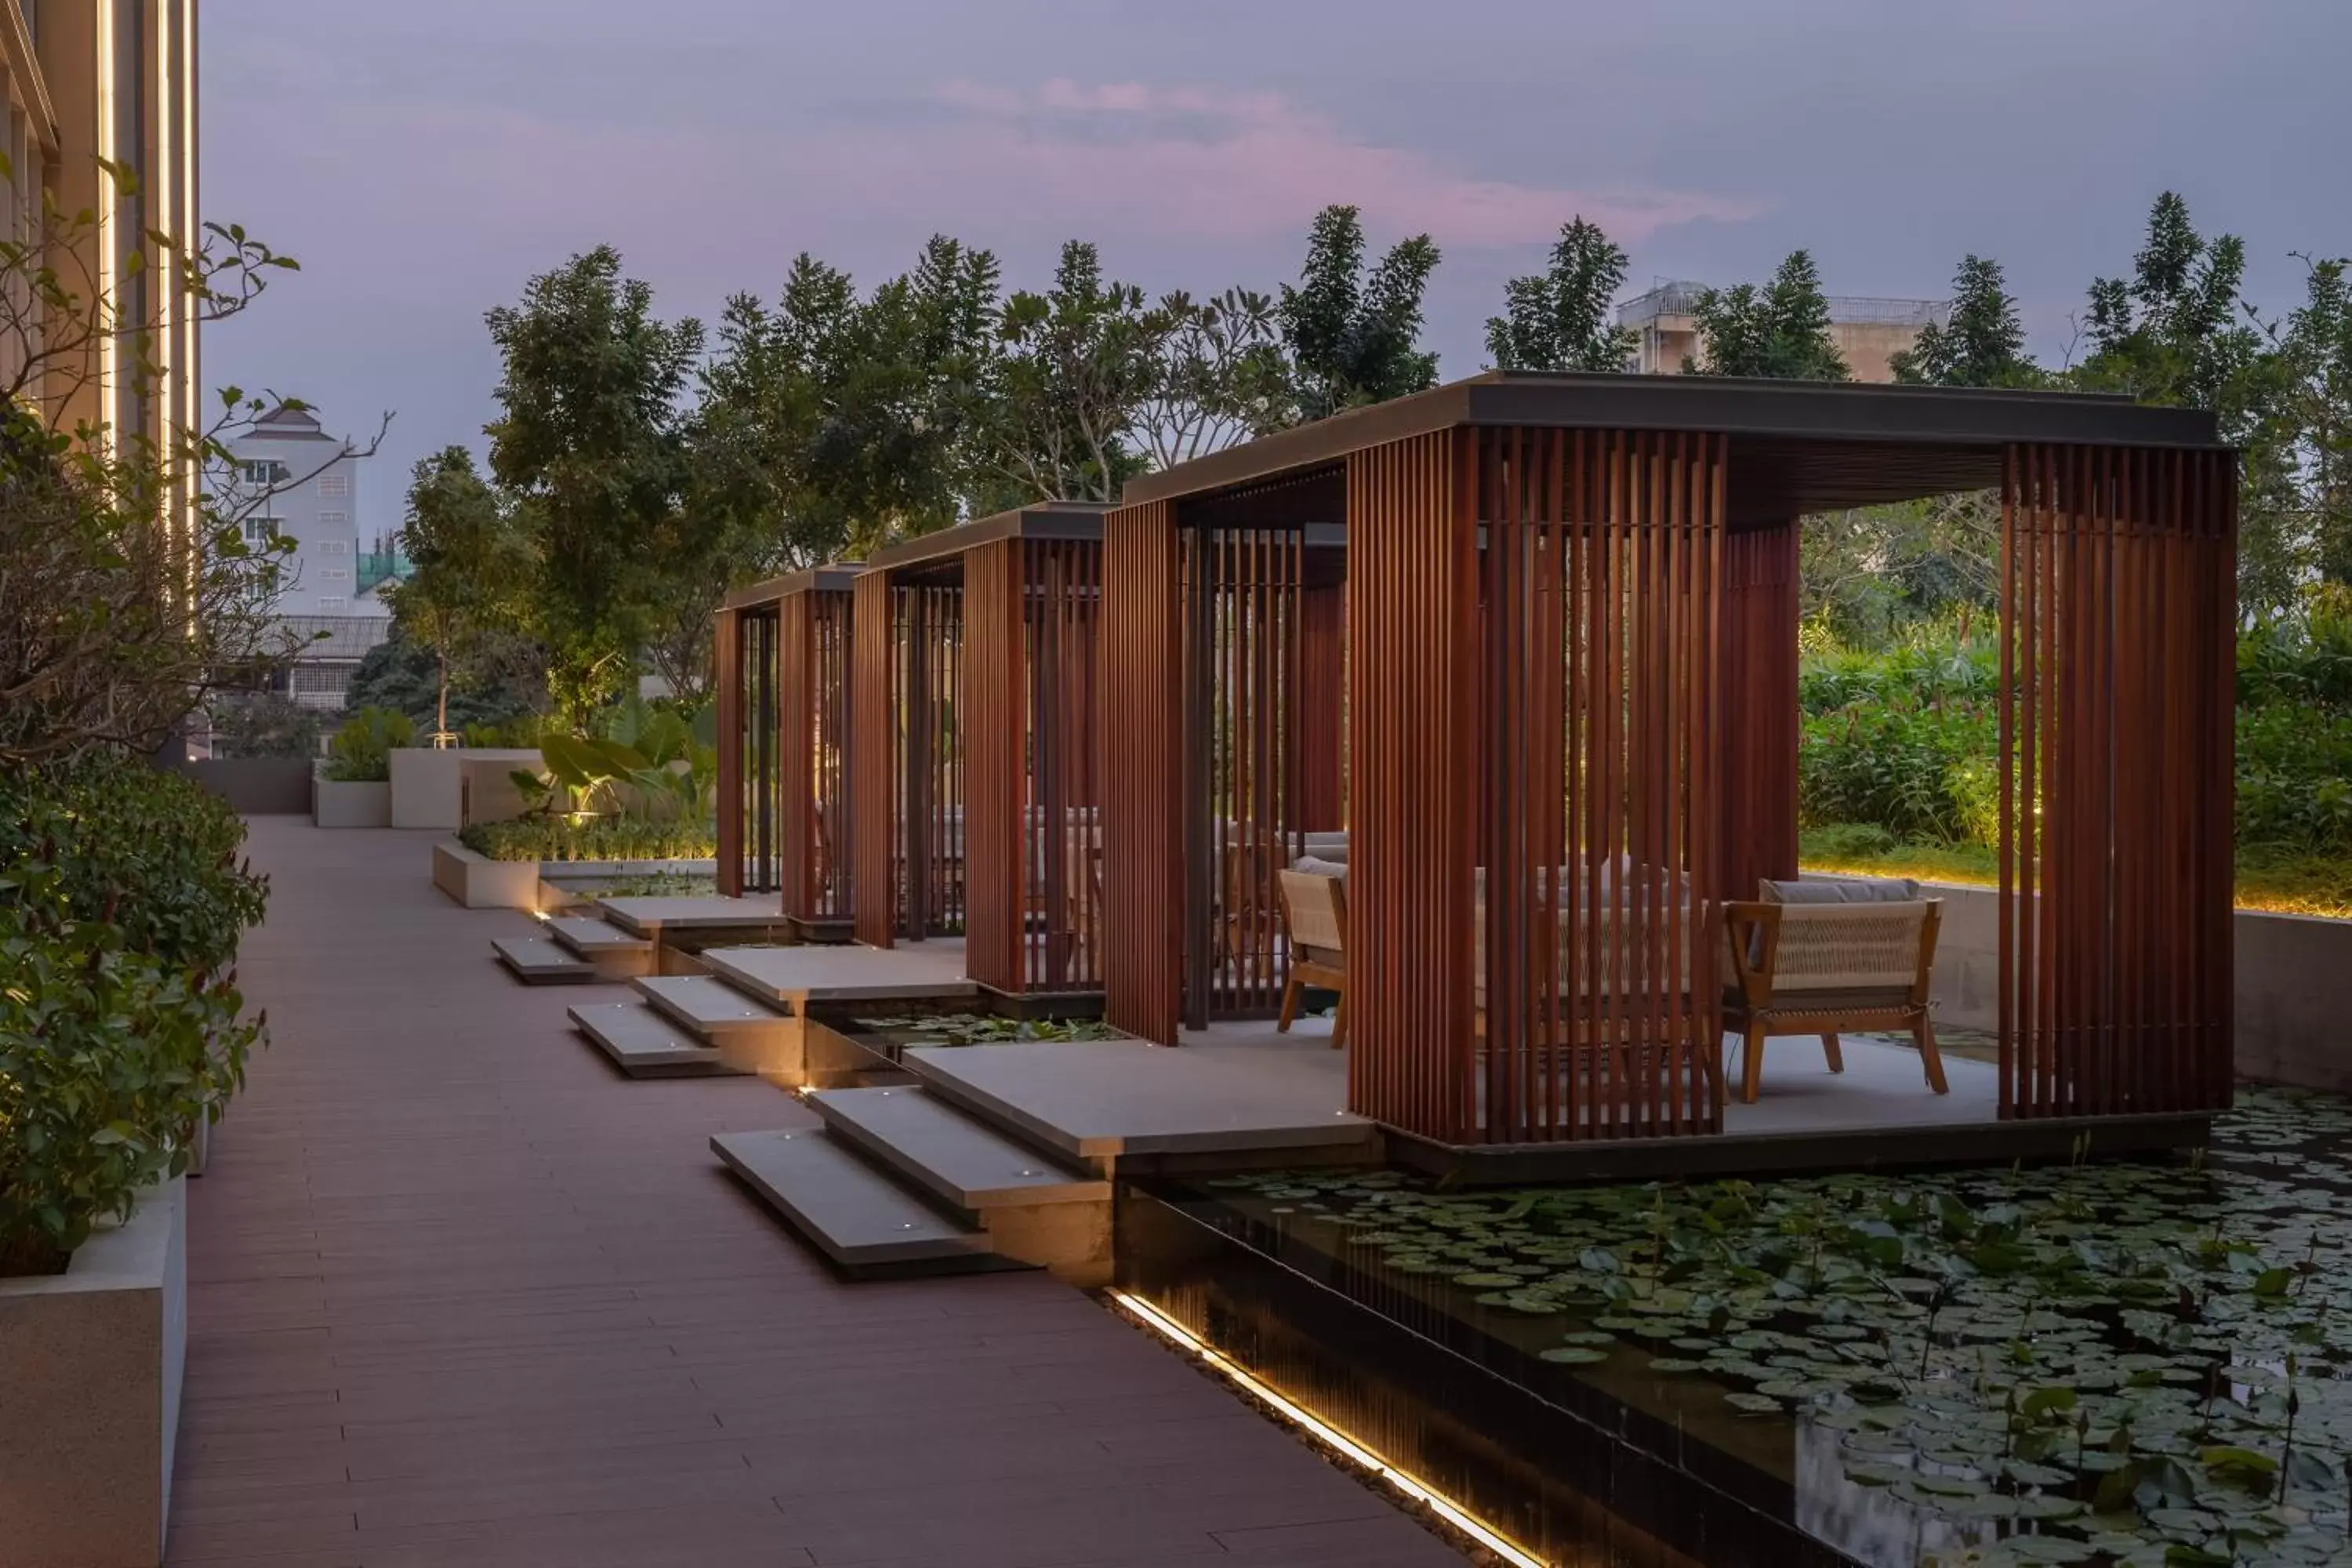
[1617,280,1947,383]
[229,405,394,710]
[3,0,200,465]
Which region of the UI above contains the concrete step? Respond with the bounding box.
[631,975,792,1044]
[568,1001,739,1079]
[492,937,597,985]
[547,916,653,957]
[711,1128,1023,1278]
[807,1086,1109,1211]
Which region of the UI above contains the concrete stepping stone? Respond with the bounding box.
[567,1001,739,1078]
[711,1127,1024,1277]
[492,936,596,985]
[806,1086,1108,1211]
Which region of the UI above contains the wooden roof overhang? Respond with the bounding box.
[1120,371,2228,527]
[721,564,862,615]
[856,501,1112,585]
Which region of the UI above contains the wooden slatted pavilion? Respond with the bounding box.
[713,565,859,935]
[848,502,1111,1000]
[1102,371,2236,1169]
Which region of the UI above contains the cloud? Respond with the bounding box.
[870,78,1762,249]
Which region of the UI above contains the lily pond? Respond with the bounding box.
[842,1012,1121,1049]
[1190,1088,2352,1567]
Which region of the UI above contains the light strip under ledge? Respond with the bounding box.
[1108,1290,1550,1568]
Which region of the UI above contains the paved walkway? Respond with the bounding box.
[169,821,1464,1568]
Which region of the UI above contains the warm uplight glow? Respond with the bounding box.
[179,0,197,503]
[94,0,118,445]
[1109,1292,1551,1568]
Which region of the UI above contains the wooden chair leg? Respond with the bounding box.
[1821,1032,1845,1073]
[1915,1014,1949,1094]
[1740,1023,1767,1105]
[1329,989,1347,1053]
[1276,975,1301,1033]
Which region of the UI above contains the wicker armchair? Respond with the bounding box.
[1721,897,1947,1105]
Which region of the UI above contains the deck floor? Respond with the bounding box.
[169,821,1464,1567]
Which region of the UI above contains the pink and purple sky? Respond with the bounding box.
[201,0,2350,529]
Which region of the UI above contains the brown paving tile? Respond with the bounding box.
[170,823,1465,1567]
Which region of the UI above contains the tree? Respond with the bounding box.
[698,238,1000,561]
[384,447,531,740]
[2274,256,2352,587]
[982,241,1162,503]
[1890,256,2041,388]
[1279,205,1442,421]
[1686,250,1850,381]
[0,154,371,764]
[485,246,704,727]
[1134,288,1291,470]
[1485,216,1637,372]
[2073,194,2265,427]
[344,629,541,735]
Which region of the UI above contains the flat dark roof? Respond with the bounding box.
[722,564,861,612]
[1120,371,2228,510]
[858,500,1110,575]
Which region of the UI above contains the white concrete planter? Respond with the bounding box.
[389,748,540,830]
[1818,873,2352,1094]
[0,1178,187,1568]
[310,775,390,829]
[431,839,543,909]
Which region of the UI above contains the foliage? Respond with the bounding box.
[1890,256,2041,389]
[204,688,322,760]
[459,815,715,864]
[1802,501,2001,647]
[699,238,1001,564]
[2252,255,2352,598]
[1132,288,1292,470]
[509,697,716,825]
[1279,205,1442,421]
[1685,250,1850,381]
[1799,636,1998,845]
[1485,216,1637,373]
[385,446,532,740]
[322,706,414,783]
[982,241,1160,503]
[0,753,268,1272]
[1214,1089,2352,1564]
[851,1012,1122,1045]
[0,751,270,972]
[344,626,542,736]
[0,153,388,764]
[485,245,706,726]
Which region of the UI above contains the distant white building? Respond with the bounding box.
[229,405,376,618]
[229,406,405,710]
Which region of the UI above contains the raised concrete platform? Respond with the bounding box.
[491,935,596,985]
[567,1000,739,1078]
[597,895,797,938]
[807,1086,1108,1210]
[903,1036,1374,1168]
[631,974,793,1040]
[704,941,979,1006]
[710,1127,1019,1277]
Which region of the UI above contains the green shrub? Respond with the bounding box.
[324,706,415,782]
[0,753,267,1273]
[459,815,716,863]
[0,752,269,973]
[0,913,258,1272]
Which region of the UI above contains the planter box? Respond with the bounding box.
[389,748,540,830]
[458,758,535,827]
[311,775,391,829]
[0,1178,187,1568]
[432,839,543,909]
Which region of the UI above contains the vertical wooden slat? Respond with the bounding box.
[1998,442,2235,1122]
[1102,502,1181,1043]
[850,570,896,949]
[714,606,744,898]
[964,539,1023,991]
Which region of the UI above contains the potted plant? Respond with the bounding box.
[313,706,411,827]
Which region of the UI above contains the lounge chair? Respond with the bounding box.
[1721,878,1947,1105]
[1276,866,1347,1050]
